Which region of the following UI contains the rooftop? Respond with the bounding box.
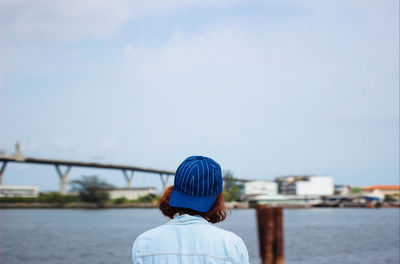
[362,185,400,191]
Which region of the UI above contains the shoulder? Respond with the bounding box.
[136,221,245,245]
[210,225,249,263]
[132,223,249,264]
[204,224,245,244]
[204,225,249,259]
[132,225,167,262]
[133,224,167,245]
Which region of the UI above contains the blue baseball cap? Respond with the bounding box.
[169,156,223,213]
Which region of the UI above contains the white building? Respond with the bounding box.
[243,180,278,196]
[106,187,157,200]
[0,185,39,198]
[294,176,334,196]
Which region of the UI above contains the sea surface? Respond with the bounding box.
[0,208,399,264]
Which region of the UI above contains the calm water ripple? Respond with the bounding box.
[0,208,399,264]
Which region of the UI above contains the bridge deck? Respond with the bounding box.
[0,155,175,175]
[0,154,250,194]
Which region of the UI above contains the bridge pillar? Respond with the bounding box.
[159,174,170,191]
[0,161,8,185]
[122,170,134,188]
[55,165,72,195]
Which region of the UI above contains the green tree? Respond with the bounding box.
[69,175,114,204]
[223,185,242,202]
[37,193,81,203]
[133,194,158,203]
[222,170,242,202]
[223,170,235,191]
[384,194,394,202]
[113,197,129,204]
[351,187,362,194]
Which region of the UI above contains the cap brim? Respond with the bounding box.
[169,188,217,213]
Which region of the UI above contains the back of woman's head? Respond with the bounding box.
[158,156,227,223]
[158,186,227,223]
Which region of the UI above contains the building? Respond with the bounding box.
[362,185,400,199]
[334,184,352,195]
[106,187,157,200]
[243,180,278,197]
[248,194,323,207]
[0,185,39,198]
[276,176,334,196]
[275,175,309,195]
[295,176,334,195]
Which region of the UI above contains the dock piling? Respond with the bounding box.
[256,205,284,264]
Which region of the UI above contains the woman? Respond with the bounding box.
[132,155,249,264]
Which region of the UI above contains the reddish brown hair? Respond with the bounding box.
[158,186,227,223]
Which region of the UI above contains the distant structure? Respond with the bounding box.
[14,142,26,162]
[362,185,400,199]
[242,180,277,200]
[0,185,38,198]
[0,143,249,195]
[275,175,308,194]
[0,143,38,198]
[105,187,157,200]
[275,175,334,196]
[0,142,176,194]
[334,184,352,195]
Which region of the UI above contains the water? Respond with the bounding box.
[0,208,399,264]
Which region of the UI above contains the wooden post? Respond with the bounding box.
[273,207,284,264]
[256,205,284,264]
[257,206,275,264]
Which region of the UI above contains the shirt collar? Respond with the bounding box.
[167,214,209,225]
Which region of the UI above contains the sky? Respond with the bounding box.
[0,0,399,192]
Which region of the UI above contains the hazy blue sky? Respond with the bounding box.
[1,0,399,192]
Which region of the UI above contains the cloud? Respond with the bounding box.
[0,0,245,80]
[1,0,129,43]
[1,0,398,187]
[100,138,118,150]
[113,4,398,120]
[52,140,70,148]
[0,0,242,44]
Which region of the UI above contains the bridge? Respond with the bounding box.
[0,145,250,194]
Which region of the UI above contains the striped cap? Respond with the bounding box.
[169,156,223,212]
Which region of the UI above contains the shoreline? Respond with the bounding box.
[0,202,398,209]
[0,202,157,209]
